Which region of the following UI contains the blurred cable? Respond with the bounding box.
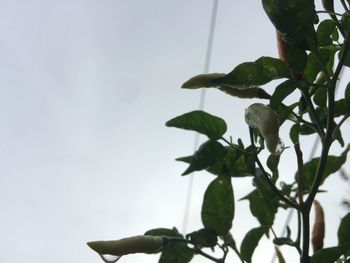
[181,0,219,234]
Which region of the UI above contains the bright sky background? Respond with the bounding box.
[0,1,349,263]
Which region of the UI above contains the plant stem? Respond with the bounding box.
[300,89,325,140]
[249,127,300,210]
[301,210,310,263]
[294,143,304,204]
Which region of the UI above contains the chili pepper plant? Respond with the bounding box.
[88,1,350,262]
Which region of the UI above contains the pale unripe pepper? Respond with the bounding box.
[245,103,283,154]
[87,235,164,257]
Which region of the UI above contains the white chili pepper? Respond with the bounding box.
[87,235,164,257]
[245,103,283,154]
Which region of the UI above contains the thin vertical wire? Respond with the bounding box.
[181,0,219,234]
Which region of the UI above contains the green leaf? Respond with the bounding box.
[297,146,350,193]
[317,20,336,46]
[304,49,332,82]
[240,226,268,263]
[201,176,234,235]
[159,242,194,263]
[186,228,218,248]
[338,212,350,248]
[246,188,278,226]
[218,86,271,99]
[287,47,308,72]
[181,73,271,99]
[267,154,280,180]
[334,99,349,117]
[311,245,350,263]
[207,146,255,177]
[216,57,289,89]
[313,86,327,107]
[166,111,227,140]
[181,140,227,175]
[216,62,269,88]
[255,56,290,80]
[270,80,298,109]
[289,123,300,144]
[262,0,318,50]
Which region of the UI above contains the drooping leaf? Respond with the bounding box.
[159,242,194,263]
[270,80,298,109]
[201,176,234,235]
[310,245,350,263]
[218,85,271,99]
[262,0,318,50]
[181,73,271,99]
[216,57,290,89]
[317,20,336,46]
[181,140,227,175]
[338,212,350,250]
[186,228,218,248]
[255,56,291,80]
[304,49,332,83]
[313,86,327,107]
[240,226,268,263]
[289,123,300,144]
[267,154,280,180]
[245,188,278,226]
[287,47,308,72]
[166,111,227,140]
[296,146,350,193]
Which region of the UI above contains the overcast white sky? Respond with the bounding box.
[0,1,349,263]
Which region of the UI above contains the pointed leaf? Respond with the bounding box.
[270,80,298,110]
[240,226,268,263]
[186,228,218,248]
[317,20,336,46]
[311,245,350,263]
[296,146,350,193]
[181,140,227,175]
[201,176,234,235]
[338,212,350,249]
[159,243,194,263]
[166,111,227,140]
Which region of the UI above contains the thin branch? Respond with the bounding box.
[332,113,350,141]
[300,89,326,140]
[249,127,300,210]
[294,143,304,204]
[341,0,350,11]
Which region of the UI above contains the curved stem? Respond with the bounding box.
[249,127,300,210]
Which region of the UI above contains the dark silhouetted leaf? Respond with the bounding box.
[310,245,350,263]
[270,80,298,109]
[186,228,217,248]
[159,242,194,263]
[338,212,350,251]
[201,176,234,235]
[240,226,268,263]
[166,111,227,140]
[181,140,227,175]
[296,146,350,193]
[317,20,336,46]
